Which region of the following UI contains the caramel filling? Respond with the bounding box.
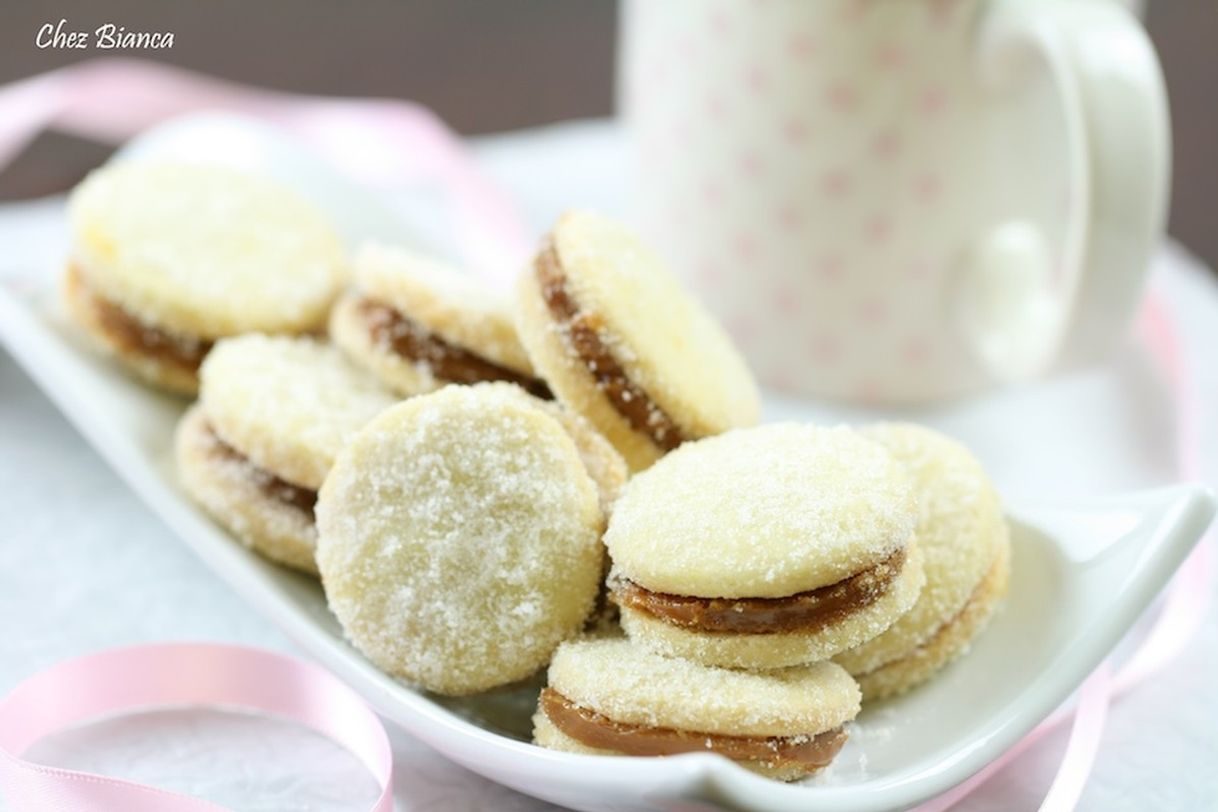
[203,420,317,519]
[612,548,906,635]
[67,264,211,372]
[356,296,550,398]
[535,242,686,451]
[541,688,847,771]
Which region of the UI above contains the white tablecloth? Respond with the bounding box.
[1,121,1215,811]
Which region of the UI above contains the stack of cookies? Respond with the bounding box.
[63,161,1011,783]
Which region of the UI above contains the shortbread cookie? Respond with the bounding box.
[834,424,1011,700]
[177,335,395,573]
[515,211,760,471]
[316,385,604,695]
[606,424,924,669]
[533,637,860,781]
[65,163,345,394]
[331,243,548,397]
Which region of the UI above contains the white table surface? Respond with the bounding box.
[1,121,1215,811]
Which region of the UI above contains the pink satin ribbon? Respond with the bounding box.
[0,58,1212,812]
[0,644,393,811]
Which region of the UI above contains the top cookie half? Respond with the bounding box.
[68,162,346,340]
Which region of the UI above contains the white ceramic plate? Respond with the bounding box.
[1,280,1213,812]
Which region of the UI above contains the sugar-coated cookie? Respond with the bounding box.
[606,424,924,669]
[515,211,760,471]
[834,424,1011,700]
[200,335,397,491]
[533,637,860,781]
[315,385,604,695]
[331,243,548,397]
[176,405,320,573]
[178,336,395,573]
[65,163,345,393]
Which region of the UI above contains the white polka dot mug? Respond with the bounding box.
[620,0,1168,403]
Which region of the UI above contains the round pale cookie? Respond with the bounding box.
[332,244,538,396]
[605,423,924,669]
[61,264,199,395]
[515,210,760,471]
[68,162,345,340]
[315,385,604,695]
[175,405,318,574]
[200,335,397,491]
[855,539,1010,701]
[835,423,1010,684]
[533,637,860,780]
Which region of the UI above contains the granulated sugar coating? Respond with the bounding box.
[543,637,860,738]
[315,385,604,696]
[485,382,629,515]
[605,424,918,598]
[200,335,397,491]
[68,163,344,338]
[175,405,319,574]
[355,243,535,376]
[514,211,760,470]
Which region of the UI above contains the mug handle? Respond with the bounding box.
[956,0,1169,382]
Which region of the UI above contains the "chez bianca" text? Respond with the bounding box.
[36,19,174,49]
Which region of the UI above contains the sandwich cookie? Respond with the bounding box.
[606,424,925,670]
[533,637,861,781]
[315,384,604,695]
[65,163,345,394]
[331,243,548,397]
[834,424,1011,700]
[176,335,395,573]
[515,211,760,471]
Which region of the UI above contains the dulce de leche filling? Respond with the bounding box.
[67,264,211,372]
[356,296,551,398]
[612,547,907,635]
[535,242,686,451]
[540,688,847,771]
[203,420,318,519]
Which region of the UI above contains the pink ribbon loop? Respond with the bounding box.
[0,643,394,812]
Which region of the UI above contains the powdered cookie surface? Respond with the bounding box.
[607,425,917,598]
[69,162,345,339]
[534,637,859,780]
[316,385,604,695]
[483,381,629,514]
[175,405,318,574]
[200,335,397,490]
[515,211,759,470]
[835,423,1010,696]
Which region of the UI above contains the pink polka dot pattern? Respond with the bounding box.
[624,0,1008,403]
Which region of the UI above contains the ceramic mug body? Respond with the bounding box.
[619,0,1168,403]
